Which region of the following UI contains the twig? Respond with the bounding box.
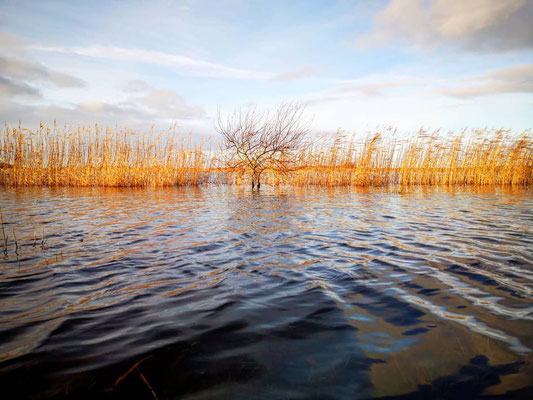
[137,368,159,400]
[113,355,152,387]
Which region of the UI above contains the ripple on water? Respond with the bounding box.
[0,186,532,398]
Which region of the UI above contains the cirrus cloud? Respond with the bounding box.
[33,44,274,80]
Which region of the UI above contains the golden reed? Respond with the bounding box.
[1,123,531,187]
[0,122,212,187]
[279,129,532,187]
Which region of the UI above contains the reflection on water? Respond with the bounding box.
[0,186,532,399]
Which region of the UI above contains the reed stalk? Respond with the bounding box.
[0,209,7,256]
[12,228,18,255]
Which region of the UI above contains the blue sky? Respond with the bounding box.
[0,0,532,136]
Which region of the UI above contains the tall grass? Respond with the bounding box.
[277,129,532,187]
[1,123,531,187]
[0,122,212,187]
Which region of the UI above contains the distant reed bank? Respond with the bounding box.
[1,123,531,187]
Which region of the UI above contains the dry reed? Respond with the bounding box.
[0,122,212,187]
[271,128,532,187]
[1,123,531,187]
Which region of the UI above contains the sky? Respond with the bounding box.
[0,0,532,136]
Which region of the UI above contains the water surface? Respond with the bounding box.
[0,186,532,399]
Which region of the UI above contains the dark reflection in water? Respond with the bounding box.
[0,186,532,399]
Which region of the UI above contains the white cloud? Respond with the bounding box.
[0,32,206,129]
[304,76,420,105]
[0,31,85,99]
[121,79,152,93]
[0,78,207,131]
[272,66,322,81]
[358,0,533,52]
[0,97,210,133]
[33,44,328,82]
[336,78,419,96]
[0,75,41,97]
[33,44,274,80]
[0,56,85,88]
[133,88,204,119]
[303,64,533,105]
[0,31,25,52]
[436,64,533,98]
[119,80,205,119]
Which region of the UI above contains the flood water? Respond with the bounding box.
[0,186,532,399]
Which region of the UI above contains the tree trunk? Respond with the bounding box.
[251,170,261,189]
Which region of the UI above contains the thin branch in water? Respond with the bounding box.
[137,368,159,400]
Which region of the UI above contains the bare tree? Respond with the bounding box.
[216,103,309,189]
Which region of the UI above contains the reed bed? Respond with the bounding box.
[1,123,531,187]
[0,122,212,187]
[278,129,532,187]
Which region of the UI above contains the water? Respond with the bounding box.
[0,186,532,399]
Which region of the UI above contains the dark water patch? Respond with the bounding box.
[354,287,426,327]
[402,327,429,336]
[446,264,498,287]
[416,288,440,297]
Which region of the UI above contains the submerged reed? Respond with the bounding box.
[0,209,47,257]
[0,123,531,187]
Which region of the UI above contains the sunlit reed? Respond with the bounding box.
[0,122,212,187]
[1,123,531,187]
[274,128,532,187]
